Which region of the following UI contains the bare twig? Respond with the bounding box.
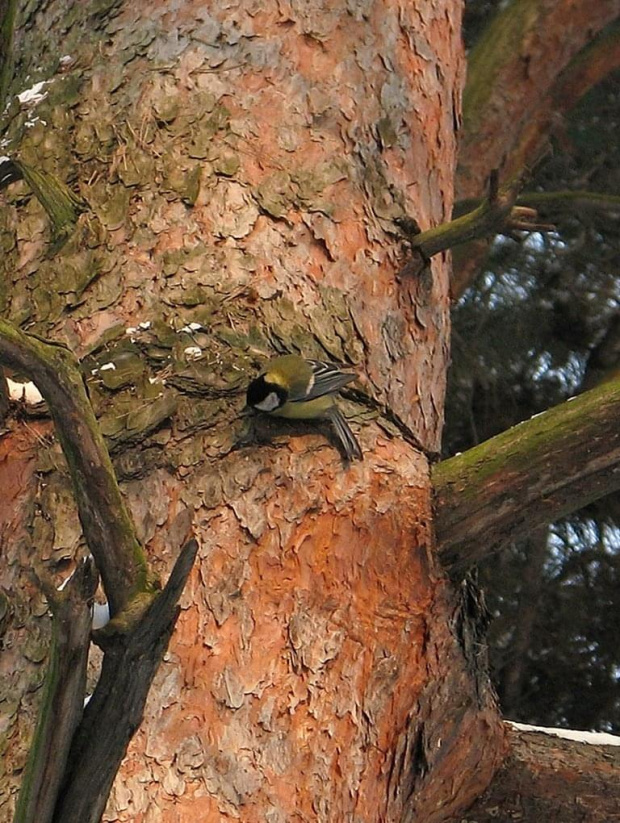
[408,171,546,260]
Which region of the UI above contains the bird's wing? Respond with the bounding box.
[290,360,356,402]
[325,405,363,461]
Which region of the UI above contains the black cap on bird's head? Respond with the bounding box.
[246,374,288,413]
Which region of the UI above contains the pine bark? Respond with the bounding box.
[457,725,620,823]
[2,2,617,821]
[0,2,508,821]
[433,378,620,573]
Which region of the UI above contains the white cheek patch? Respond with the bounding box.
[256,392,281,412]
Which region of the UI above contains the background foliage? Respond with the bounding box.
[443,1,620,732]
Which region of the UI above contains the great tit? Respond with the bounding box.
[245,354,363,461]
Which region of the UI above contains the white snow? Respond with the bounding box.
[99,362,116,371]
[7,378,43,404]
[17,80,49,106]
[126,321,151,334]
[56,568,77,592]
[184,346,202,360]
[92,601,110,630]
[508,721,620,747]
[179,322,203,333]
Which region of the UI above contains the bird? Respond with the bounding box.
[245,354,363,461]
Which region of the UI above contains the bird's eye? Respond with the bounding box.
[256,392,281,412]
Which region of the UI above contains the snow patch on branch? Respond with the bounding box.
[92,601,110,630]
[17,80,49,106]
[184,346,202,360]
[7,378,44,405]
[508,721,620,747]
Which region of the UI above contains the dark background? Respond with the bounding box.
[444,1,620,732]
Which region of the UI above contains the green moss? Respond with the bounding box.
[117,150,155,188]
[15,161,86,242]
[433,378,620,500]
[98,352,145,390]
[96,186,130,230]
[256,171,294,218]
[182,165,202,205]
[0,0,18,112]
[125,394,178,437]
[214,152,240,178]
[376,116,397,149]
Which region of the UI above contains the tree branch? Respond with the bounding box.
[454,189,620,222]
[433,378,620,575]
[0,159,86,241]
[461,723,620,822]
[0,320,152,615]
[52,538,198,823]
[409,171,549,261]
[453,6,620,299]
[0,0,17,112]
[14,559,98,823]
[460,1,620,189]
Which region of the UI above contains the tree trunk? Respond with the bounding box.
[0,1,508,821]
[459,0,620,197]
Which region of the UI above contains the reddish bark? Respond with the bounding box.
[459,0,619,199]
[0,1,508,821]
[2,1,615,821]
[458,725,620,823]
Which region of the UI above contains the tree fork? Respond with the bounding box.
[52,538,198,823]
[0,320,199,822]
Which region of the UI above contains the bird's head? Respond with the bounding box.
[246,374,288,413]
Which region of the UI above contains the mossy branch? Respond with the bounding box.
[454,189,620,221]
[16,540,198,823]
[410,171,549,260]
[0,320,151,616]
[0,158,86,240]
[52,538,198,823]
[14,160,87,239]
[433,378,620,575]
[0,0,18,112]
[1,319,199,823]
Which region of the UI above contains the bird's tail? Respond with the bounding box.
[325,406,363,461]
